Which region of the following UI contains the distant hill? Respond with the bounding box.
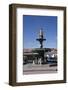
[23,48,57,53]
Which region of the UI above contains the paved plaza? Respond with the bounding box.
[23,63,57,75]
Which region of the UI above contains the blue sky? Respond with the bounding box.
[23,15,57,48]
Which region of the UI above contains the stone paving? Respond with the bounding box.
[23,64,57,75]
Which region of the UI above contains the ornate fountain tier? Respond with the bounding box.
[36,28,46,48]
[35,29,46,64]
